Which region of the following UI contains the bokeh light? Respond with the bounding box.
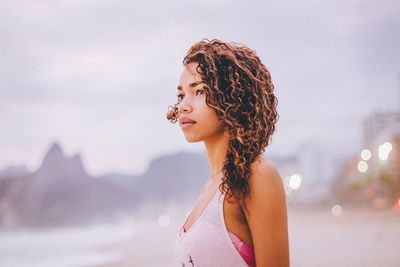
[331,204,342,216]
[357,161,368,173]
[157,214,170,227]
[378,142,392,161]
[289,174,302,190]
[360,149,371,161]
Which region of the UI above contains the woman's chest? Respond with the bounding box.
[184,190,252,246]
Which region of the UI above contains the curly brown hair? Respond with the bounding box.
[167,39,279,202]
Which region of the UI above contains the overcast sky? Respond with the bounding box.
[1,0,399,176]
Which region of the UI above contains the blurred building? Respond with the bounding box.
[362,111,400,183]
[297,137,336,187]
[363,111,400,148]
[333,111,400,209]
[267,137,337,203]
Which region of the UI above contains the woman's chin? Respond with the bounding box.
[184,135,202,143]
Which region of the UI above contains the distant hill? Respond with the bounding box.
[0,142,209,229]
[0,164,28,179]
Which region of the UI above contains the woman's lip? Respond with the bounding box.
[181,122,196,129]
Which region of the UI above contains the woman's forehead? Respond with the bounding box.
[185,62,201,79]
[178,63,203,88]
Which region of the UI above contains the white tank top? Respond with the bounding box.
[174,189,250,266]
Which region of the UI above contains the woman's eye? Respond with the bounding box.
[177,89,202,101]
[195,89,204,95]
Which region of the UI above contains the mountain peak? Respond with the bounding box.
[41,142,65,165]
[35,142,66,174]
[69,153,85,169]
[36,142,90,179]
[48,142,63,156]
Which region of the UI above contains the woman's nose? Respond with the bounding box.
[178,98,193,114]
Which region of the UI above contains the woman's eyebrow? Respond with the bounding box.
[177,82,201,91]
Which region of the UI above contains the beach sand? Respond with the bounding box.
[96,207,400,267]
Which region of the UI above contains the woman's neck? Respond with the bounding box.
[203,130,229,182]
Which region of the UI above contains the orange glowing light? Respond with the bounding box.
[397,198,400,206]
[394,203,400,213]
[364,188,374,199]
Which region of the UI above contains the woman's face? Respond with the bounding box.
[177,62,225,143]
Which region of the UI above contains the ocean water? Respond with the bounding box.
[0,220,144,267]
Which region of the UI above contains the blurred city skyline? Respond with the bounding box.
[1,0,399,176]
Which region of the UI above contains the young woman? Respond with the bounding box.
[167,39,289,267]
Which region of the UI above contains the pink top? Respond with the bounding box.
[175,190,256,266]
[180,226,255,267]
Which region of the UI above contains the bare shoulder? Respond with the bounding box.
[241,155,287,216]
[248,156,285,199]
